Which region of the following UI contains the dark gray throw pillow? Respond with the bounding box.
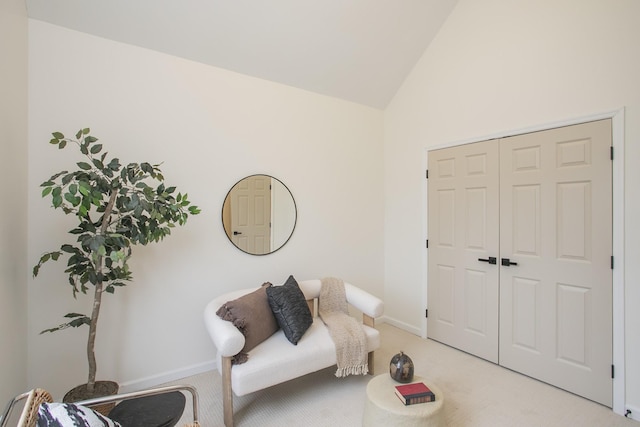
[266,275,313,345]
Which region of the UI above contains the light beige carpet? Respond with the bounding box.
[165,323,636,426]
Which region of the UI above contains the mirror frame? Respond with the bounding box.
[221,174,297,256]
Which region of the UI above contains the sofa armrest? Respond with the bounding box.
[203,299,245,357]
[344,282,384,319]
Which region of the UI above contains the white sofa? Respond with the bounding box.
[203,279,384,427]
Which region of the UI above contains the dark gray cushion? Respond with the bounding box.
[266,275,313,345]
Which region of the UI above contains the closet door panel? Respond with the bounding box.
[498,119,612,407]
[427,140,500,363]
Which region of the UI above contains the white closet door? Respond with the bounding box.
[498,119,613,406]
[427,140,500,363]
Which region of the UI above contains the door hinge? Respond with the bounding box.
[611,256,614,269]
[425,309,428,318]
[426,239,429,249]
[612,364,615,379]
[426,169,429,179]
[610,146,614,160]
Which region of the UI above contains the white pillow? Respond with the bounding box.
[37,402,122,427]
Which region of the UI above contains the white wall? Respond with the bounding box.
[0,0,28,404]
[27,20,384,398]
[384,0,640,416]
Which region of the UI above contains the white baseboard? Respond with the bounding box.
[379,315,421,336]
[117,360,216,393]
[624,404,640,421]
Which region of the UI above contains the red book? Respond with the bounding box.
[394,382,436,405]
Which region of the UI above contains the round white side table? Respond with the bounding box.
[362,374,445,427]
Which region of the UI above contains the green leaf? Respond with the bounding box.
[90,144,103,154]
[108,158,121,171]
[69,226,83,234]
[48,171,68,181]
[82,128,90,135]
[64,192,80,206]
[49,138,59,145]
[58,140,67,149]
[64,312,86,319]
[68,316,91,328]
[61,244,76,253]
[88,270,97,285]
[69,183,77,195]
[86,236,105,252]
[41,187,52,197]
[109,251,119,262]
[126,194,140,210]
[52,132,64,139]
[61,173,74,185]
[77,162,92,170]
[85,136,98,144]
[52,195,62,208]
[141,163,153,174]
[78,181,91,196]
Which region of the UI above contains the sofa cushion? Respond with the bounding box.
[216,282,279,363]
[266,275,313,345]
[37,402,122,427]
[229,321,380,396]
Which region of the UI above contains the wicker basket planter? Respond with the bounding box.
[63,380,119,416]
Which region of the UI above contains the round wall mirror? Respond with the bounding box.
[222,174,297,255]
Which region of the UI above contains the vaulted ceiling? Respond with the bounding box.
[25,0,458,109]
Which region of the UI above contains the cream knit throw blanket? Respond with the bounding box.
[319,277,369,377]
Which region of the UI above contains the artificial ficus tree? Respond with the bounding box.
[33,128,200,394]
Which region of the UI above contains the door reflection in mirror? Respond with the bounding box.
[222,175,296,255]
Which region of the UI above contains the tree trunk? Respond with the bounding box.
[86,190,119,392]
[86,264,103,393]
